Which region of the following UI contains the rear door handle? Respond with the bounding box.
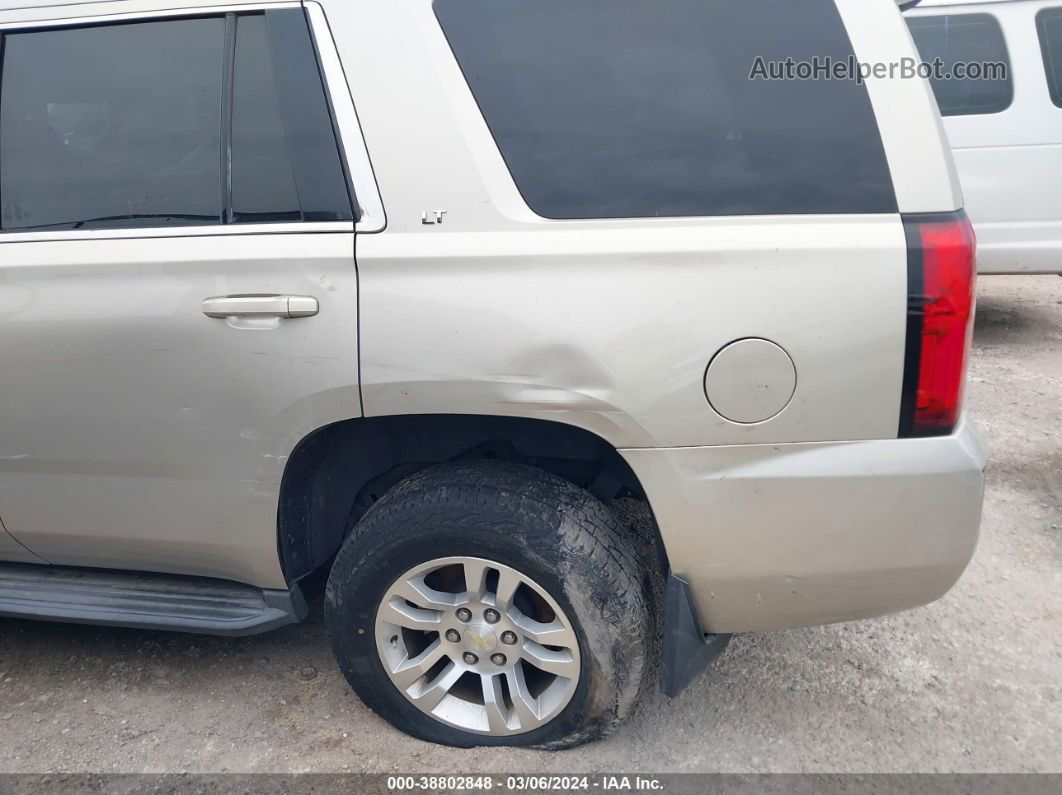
[202,294,319,319]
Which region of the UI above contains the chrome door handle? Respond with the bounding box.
[202,294,319,319]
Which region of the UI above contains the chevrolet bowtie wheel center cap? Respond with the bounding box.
[463,624,498,654]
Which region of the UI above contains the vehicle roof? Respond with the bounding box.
[0,0,1030,18]
[0,0,220,6]
[0,0,1034,24]
[0,0,1035,8]
[0,0,278,23]
[0,0,161,10]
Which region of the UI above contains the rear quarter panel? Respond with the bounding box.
[330,0,959,449]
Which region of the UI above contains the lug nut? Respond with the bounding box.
[455,607,472,623]
[490,653,507,666]
[483,608,500,624]
[463,652,479,665]
[501,631,518,645]
[445,629,461,643]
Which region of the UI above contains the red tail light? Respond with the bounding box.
[899,211,977,438]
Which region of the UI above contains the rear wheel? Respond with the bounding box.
[324,460,653,749]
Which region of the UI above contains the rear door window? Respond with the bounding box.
[434,0,896,220]
[0,10,352,233]
[907,13,1013,117]
[1037,7,1062,108]
[0,18,226,231]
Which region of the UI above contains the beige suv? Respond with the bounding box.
[0,0,986,748]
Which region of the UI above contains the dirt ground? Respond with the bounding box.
[0,275,1059,774]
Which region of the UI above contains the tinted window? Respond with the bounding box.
[0,10,351,232]
[1,18,225,231]
[231,14,301,223]
[232,11,353,223]
[1037,7,1062,108]
[907,14,1013,117]
[434,0,896,220]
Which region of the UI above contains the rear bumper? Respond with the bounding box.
[622,418,987,633]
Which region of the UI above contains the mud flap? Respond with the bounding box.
[661,573,731,697]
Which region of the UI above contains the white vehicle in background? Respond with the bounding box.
[906,0,1062,273]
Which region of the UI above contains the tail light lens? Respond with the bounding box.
[899,211,977,438]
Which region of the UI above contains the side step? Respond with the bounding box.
[0,563,307,636]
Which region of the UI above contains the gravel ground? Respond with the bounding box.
[0,275,1059,774]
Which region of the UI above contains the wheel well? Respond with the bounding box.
[278,414,667,583]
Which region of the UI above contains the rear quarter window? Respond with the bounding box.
[907,13,1013,117]
[1037,7,1062,108]
[433,0,896,220]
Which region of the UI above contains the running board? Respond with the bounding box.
[0,563,307,636]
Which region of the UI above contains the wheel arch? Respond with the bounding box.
[277,414,667,584]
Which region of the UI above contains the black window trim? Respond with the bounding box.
[907,11,1015,118]
[0,4,363,238]
[1036,6,1062,109]
[221,12,239,226]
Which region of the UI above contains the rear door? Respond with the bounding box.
[0,5,378,585]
